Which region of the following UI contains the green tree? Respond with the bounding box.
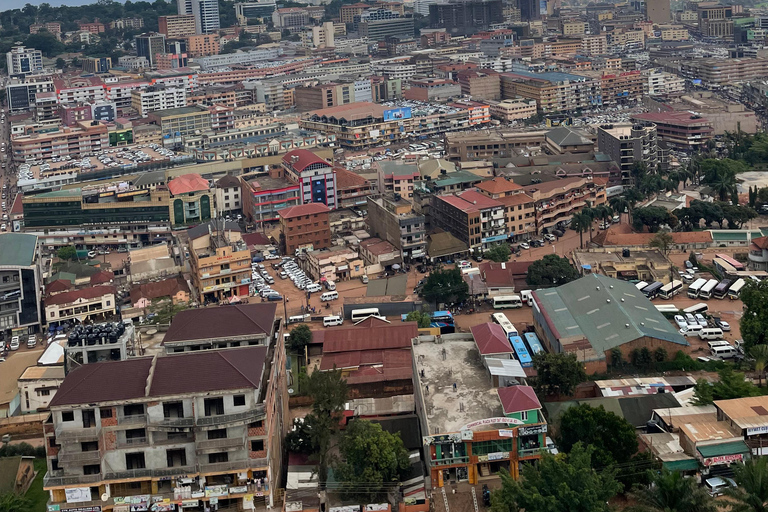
[531,352,586,398]
[752,344,768,388]
[740,279,768,350]
[333,420,410,501]
[24,31,64,57]
[55,57,65,69]
[556,403,638,468]
[609,196,629,223]
[485,243,511,262]
[304,367,348,484]
[285,417,314,454]
[57,245,77,261]
[490,443,621,512]
[570,211,592,249]
[648,231,674,256]
[0,493,34,512]
[526,254,578,286]
[594,204,614,226]
[701,158,744,201]
[628,468,718,512]
[287,323,312,353]
[632,206,675,232]
[420,267,469,307]
[654,346,667,362]
[692,366,760,405]
[726,456,768,512]
[405,309,431,328]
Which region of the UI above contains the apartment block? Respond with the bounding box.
[0,233,42,334]
[367,194,427,261]
[242,176,300,224]
[11,121,109,162]
[597,123,659,185]
[523,176,608,234]
[278,203,332,256]
[131,86,187,117]
[30,22,62,35]
[645,69,686,96]
[457,69,501,100]
[158,15,197,38]
[633,111,713,151]
[185,33,221,57]
[500,71,602,113]
[188,222,250,302]
[487,98,537,121]
[431,190,506,251]
[475,177,534,239]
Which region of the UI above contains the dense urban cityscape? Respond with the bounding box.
[3,0,768,511]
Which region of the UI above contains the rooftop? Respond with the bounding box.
[436,189,502,213]
[715,396,768,430]
[475,177,522,195]
[306,101,386,120]
[162,303,276,344]
[278,202,331,219]
[282,149,332,172]
[498,385,541,415]
[633,111,711,126]
[0,233,37,267]
[471,322,513,356]
[167,173,210,195]
[44,285,115,307]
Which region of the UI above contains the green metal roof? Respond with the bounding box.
[697,441,749,458]
[33,188,82,199]
[710,230,763,241]
[535,274,688,354]
[662,458,699,472]
[432,170,482,187]
[0,233,37,267]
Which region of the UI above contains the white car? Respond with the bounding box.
[673,315,687,330]
[9,336,19,351]
[518,242,530,250]
[544,233,556,242]
[695,314,708,328]
[719,320,731,331]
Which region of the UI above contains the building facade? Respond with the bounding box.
[431,190,506,252]
[6,46,43,75]
[278,203,332,255]
[367,194,427,261]
[158,15,197,38]
[0,233,42,334]
[281,149,338,209]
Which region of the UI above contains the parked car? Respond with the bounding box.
[9,336,19,351]
[543,233,556,242]
[673,315,688,330]
[518,242,530,250]
[458,260,471,269]
[714,317,731,331]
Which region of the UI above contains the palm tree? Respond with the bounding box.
[726,457,768,512]
[609,196,629,224]
[581,205,596,244]
[629,468,718,512]
[751,345,768,388]
[594,204,614,226]
[570,212,591,249]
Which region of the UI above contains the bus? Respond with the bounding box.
[687,278,707,298]
[635,281,649,291]
[493,295,523,309]
[716,254,745,271]
[684,303,709,315]
[699,279,719,300]
[655,304,680,313]
[642,281,664,299]
[659,280,683,300]
[712,279,733,300]
[431,311,454,327]
[492,312,518,338]
[524,332,544,355]
[351,308,381,322]
[728,278,746,300]
[712,258,737,276]
[510,336,533,367]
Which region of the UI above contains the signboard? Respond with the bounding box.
[462,417,524,430]
[498,429,516,438]
[703,453,743,466]
[482,234,509,243]
[229,486,249,494]
[205,485,229,497]
[383,107,412,121]
[180,500,199,508]
[487,452,507,461]
[65,488,92,504]
[519,425,548,436]
[747,425,768,436]
[61,508,101,512]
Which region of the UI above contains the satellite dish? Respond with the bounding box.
[101,493,109,502]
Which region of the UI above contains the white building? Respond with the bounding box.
[645,69,686,96]
[302,21,335,48]
[177,0,193,14]
[6,46,43,75]
[215,175,243,214]
[117,55,150,70]
[18,366,65,414]
[192,0,221,34]
[194,47,281,69]
[131,86,188,117]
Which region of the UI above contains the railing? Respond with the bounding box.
[518,447,543,458]
[54,426,100,442]
[116,437,149,448]
[102,468,153,480]
[117,413,148,426]
[149,416,195,429]
[196,406,265,427]
[153,465,197,477]
[44,472,103,487]
[197,459,252,474]
[153,433,195,446]
[196,437,245,451]
[57,450,101,465]
[432,456,469,467]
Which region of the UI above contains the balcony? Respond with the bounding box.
[153,433,195,446]
[102,468,153,480]
[44,471,103,488]
[196,437,245,452]
[54,426,100,443]
[117,414,148,426]
[518,447,543,458]
[153,465,198,478]
[148,417,195,430]
[432,456,469,467]
[57,450,101,465]
[196,406,265,428]
[116,437,149,449]
[197,459,251,474]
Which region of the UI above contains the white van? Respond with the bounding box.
[698,327,724,341]
[710,344,738,359]
[323,315,343,327]
[519,290,534,306]
[306,283,322,293]
[679,324,703,336]
[707,340,729,349]
[320,291,339,302]
[325,280,336,291]
[288,314,311,324]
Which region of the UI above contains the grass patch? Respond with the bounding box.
[26,458,48,511]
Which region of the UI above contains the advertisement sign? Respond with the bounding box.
[65,488,92,504]
[519,425,548,436]
[487,452,507,461]
[180,500,199,508]
[747,425,768,436]
[229,486,248,494]
[150,504,174,512]
[703,453,743,466]
[205,485,229,497]
[62,508,101,512]
[383,107,412,121]
[462,417,524,429]
[498,429,516,438]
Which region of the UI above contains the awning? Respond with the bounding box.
[698,441,750,458]
[662,459,699,472]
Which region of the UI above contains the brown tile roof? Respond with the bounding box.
[46,279,73,294]
[360,237,397,256]
[335,166,368,189]
[471,322,513,355]
[10,193,23,215]
[89,271,114,286]
[163,303,277,344]
[520,176,594,195]
[475,177,522,195]
[45,285,115,306]
[216,175,241,188]
[498,193,534,207]
[478,261,531,285]
[130,276,190,304]
[320,322,418,353]
[278,202,331,219]
[497,385,541,414]
[242,232,271,247]
[49,357,154,407]
[752,236,768,251]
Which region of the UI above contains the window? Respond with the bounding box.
[233,394,245,407]
[208,429,227,440]
[38,389,51,396]
[251,439,264,452]
[123,404,144,417]
[520,411,528,421]
[125,452,146,470]
[208,452,229,464]
[100,407,113,418]
[83,465,100,475]
[82,409,96,428]
[82,441,98,452]
[166,448,187,467]
[204,397,224,416]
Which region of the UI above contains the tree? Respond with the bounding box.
[692,366,760,405]
[726,456,768,512]
[55,57,65,69]
[609,196,629,223]
[633,206,674,232]
[531,352,586,398]
[648,231,674,256]
[333,420,410,501]
[570,211,592,249]
[285,417,314,454]
[304,368,348,484]
[740,279,768,350]
[287,324,312,353]
[485,243,511,262]
[628,468,718,512]
[701,158,744,201]
[24,31,64,57]
[526,254,578,286]
[57,245,77,261]
[405,309,431,328]
[556,403,638,468]
[594,204,613,226]
[0,493,34,512]
[752,344,768,388]
[420,267,469,307]
[490,443,621,512]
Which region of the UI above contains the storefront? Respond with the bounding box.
[697,441,750,475]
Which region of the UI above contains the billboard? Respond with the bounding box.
[383,107,412,121]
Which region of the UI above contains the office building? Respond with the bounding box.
[429,0,503,35]
[147,105,211,141]
[597,123,659,185]
[431,190,506,252]
[81,57,111,74]
[168,174,215,226]
[187,221,251,302]
[367,194,427,261]
[131,86,188,117]
[0,233,42,334]
[487,98,537,121]
[7,79,54,112]
[281,149,338,209]
[235,0,277,22]
[679,58,768,88]
[272,7,309,30]
[11,121,109,162]
[177,0,193,15]
[185,33,220,57]
[192,0,220,34]
[518,0,539,21]
[278,203,332,256]
[457,69,501,100]
[242,177,301,224]
[158,15,197,38]
[135,33,166,68]
[633,112,713,151]
[6,46,43,75]
[500,71,602,113]
[697,5,733,39]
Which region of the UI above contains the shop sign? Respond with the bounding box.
[205,485,229,497]
[519,425,547,436]
[150,504,173,512]
[462,418,523,430]
[65,488,92,504]
[47,506,61,512]
[703,453,743,466]
[424,433,462,445]
[487,452,508,461]
[229,486,248,494]
[747,425,768,436]
[180,500,199,508]
[498,429,516,438]
[62,508,101,512]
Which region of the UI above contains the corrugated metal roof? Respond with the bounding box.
[697,441,750,458]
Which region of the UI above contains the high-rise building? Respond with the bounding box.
[177,0,193,15]
[6,46,43,75]
[646,0,671,23]
[192,0,221,34]
[596,123,659,185]
[518,0,540,22]
[135,32,166,68]
[158,14,197,38]
[429,0,504,36]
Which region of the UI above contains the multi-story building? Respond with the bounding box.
[301,21,335,48]
[475,178,535,240]
[562,21,588,35]
[177,0,193,15]
[679,58,768,88]
[646,0,671,23]
[208,104,234,133]
[375,161,420,198]
[53,75,105,105]
[522,176,608,234]
[431,190,506,252]
[444,129,547,161]
[43,343,287,511]
[272,7,309,31]
[6,78,54,112]
[81,57,111,74]
[487,98,537,121]
[633,112,713,151]
[404,78,461,101]
[168,173,215,226]
[109,17,144,30]
[11,121,109,162]
[192,0,221,33]
[185,34,220,57]
[457,69,500,100]
[158,15,197,38]
[18,366,65,414]
[241,176,301,224]
[214,175,242,214]
[367,194,427,261]
[429,0,503,36]
[135,33,166,68]
[155,52,188,70]
[117,55,149,70]
[78,21,105,34]
[281,149,338,209]
[341,2,370,23]
[451,100,491,126]
[500,70,602,113]
[193,47,281,70]
[358,16,415,40]
[235,0,277,23]
[147,105,211,141]
[294,81,363,111]
[63,319,133,369]
[0,233,42,334]
[660,26,689,40]
[6,46,43,75]
[188,222,250,302]
[597,123,659,185]
[44,286,117,326]
[697,5,733,39]
[278,203,332,256]
[131,86,187,117]
[580,35,608,56]
[30,22,62,35]
[645,69,686,96]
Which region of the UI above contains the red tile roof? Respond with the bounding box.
[479,261,531,286]
[89,271,114,286]
[242,232,271,247]
[163,303,277,344]
[45,285,115,306]
[498,193,534,207]
[438,190,503,213]
[471,323,513,355]
[282,149,331,172]
[320,322,418,353]
[46,279,73,294]
[753,236,768,251]
[167,173,210,195]
[278,202,331,219]
[335,166,368,189]
[130,276,190,305]
[475,177,522,195]
[497,385,542,415]
[10,193,23,215]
